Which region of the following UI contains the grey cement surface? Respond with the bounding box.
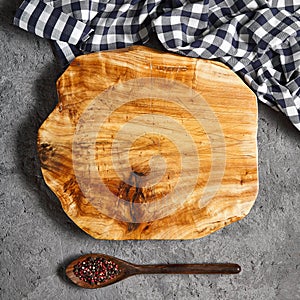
[1,1,300,299]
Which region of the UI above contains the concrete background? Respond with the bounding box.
[1,1,299,299]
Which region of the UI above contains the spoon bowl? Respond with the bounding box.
[66,253,241,289]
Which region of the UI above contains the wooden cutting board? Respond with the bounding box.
[38,46,258,240]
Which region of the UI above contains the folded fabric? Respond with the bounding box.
[13,0,300,131]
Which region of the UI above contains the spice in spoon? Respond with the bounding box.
[73,256,120,285]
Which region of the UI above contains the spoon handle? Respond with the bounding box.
[133,263,241,275]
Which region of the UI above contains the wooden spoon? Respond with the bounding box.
[66,253,241,289]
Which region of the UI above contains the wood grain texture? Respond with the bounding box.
[38,46,258,240]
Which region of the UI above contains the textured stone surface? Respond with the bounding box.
[1,1,299,299]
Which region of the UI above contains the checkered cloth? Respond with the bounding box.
[13,0,300,131]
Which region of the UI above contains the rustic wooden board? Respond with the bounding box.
[38,46,258,240]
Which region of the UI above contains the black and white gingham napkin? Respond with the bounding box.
[13,0,300,131]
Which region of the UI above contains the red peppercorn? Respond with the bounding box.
[73,257,121,285]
